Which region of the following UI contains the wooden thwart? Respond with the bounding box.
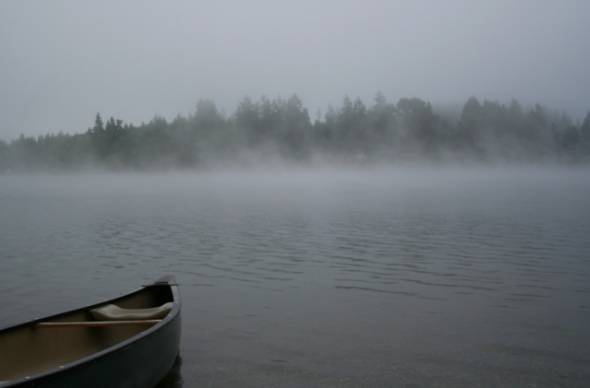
[37,319,161,328]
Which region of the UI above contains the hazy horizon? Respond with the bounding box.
[2,3,590,384]
[0,93,582,142]
[1,0,589,139]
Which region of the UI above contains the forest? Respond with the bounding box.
[1,94,589,171]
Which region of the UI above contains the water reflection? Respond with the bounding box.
[155,356,183,388]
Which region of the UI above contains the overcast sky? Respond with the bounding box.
[0,0,588,139]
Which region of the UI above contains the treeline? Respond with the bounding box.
[1,94,590,171]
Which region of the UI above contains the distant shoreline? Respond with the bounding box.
[1,95,589,172]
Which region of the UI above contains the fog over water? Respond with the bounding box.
[1,169,589,387]
[1,1,590,387]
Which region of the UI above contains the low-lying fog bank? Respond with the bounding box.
[1,167,588,200]
[2,95,589,173]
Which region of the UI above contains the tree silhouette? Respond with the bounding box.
[0,95,588,171]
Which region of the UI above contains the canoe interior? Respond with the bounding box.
[0,285,174,382]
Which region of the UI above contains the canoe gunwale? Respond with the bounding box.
[1,277,180,387]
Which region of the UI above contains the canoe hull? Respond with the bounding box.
[11,311,180,388]
[2,278,181,388]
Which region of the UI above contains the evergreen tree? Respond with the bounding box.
[1,95,588,170]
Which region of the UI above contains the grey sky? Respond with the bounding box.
[1,0,588,139]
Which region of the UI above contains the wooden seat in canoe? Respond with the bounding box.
[0,276,181,388]
[90,302,173,321]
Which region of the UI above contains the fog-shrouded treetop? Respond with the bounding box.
[0,0,589,140]
[1,94,589,171]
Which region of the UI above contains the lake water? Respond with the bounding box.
[1,168,589,387]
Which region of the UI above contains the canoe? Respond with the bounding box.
[0,276,181,388]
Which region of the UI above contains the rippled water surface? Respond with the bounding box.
[1,169,590,387]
